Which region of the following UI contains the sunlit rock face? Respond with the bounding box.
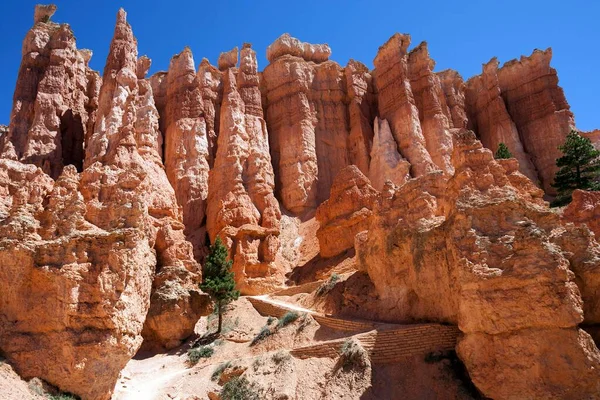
[0,6,599,400]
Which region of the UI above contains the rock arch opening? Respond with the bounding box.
[60,109,85,173]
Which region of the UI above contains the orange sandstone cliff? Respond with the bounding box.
[1,4,599,400]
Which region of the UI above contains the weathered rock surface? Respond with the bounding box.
[563,190,600,238]
[162,48,210,260]
[0,5,99,178]
[408,42,454,175]
[373,33,436,177]
[368,117,410,190]
[0,8,210,400]
[207,44,283,294]
[345,60,376,176]
[348,129,600,399]
[1,6,600,400]
[266,33,331,63]
[316,165,379,258]
[465,58,539,183]
[497,48,575,193]
[437,69,468,129]
[263,34,350,214]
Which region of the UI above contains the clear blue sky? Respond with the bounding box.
[0,1,598,130]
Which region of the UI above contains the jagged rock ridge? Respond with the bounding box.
[0,4,598,400]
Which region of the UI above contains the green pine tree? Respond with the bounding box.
[495,142,513,159]
[200,237,240,334]
[551,130,600,207]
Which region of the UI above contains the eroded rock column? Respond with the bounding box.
[207,44,282,295]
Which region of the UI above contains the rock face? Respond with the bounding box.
[0,5,99,178]
[207,44,283,295]
[316,165,379,258]
[407,42,454,175]
[0,8,210,400]
[437,69,468,129]
[465,58,539,183]
[563,190,600,238]
[345,60,376,176]
[1,6,600,400]
[347,129,600,399]
[263,34,349,214]
[497,49,575,193]
[162,48,210,260]
[465,49,575,193]
[373,34,437,177]
[368,117,410,190]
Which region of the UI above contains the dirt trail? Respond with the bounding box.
[252,294,316,314]
[112,352,189,400]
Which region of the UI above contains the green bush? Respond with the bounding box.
[211,361,232,381]
[266,316,276,325]
[339,338,368,369]
[220,377,260,400]
[494,142,513,159]
[316,273,340,296]
[277,311,299,328]
[187,345,214,364]
[250,326,271,346]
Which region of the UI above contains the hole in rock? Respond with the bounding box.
[60,109,85,172]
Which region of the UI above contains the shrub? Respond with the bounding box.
[211,361,232,381]
[277,311,299,328]
[494,142,512,159]
[271,350,291,364]
[187,345,214,364]
[339,338,368,369]
[49,395,79,400]
[220,377,260,400]
[250,326,271,346]
[266,316,276,325]
[316,273,340,296]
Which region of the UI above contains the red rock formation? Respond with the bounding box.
[437,69,468,129]
[162,48,211,260]
[497,48,575,193]
[0,9,212,398]
[373,34,436,177]
[0,5,99,178]
[368,117,410,190]
[465,58,539,184]
[563,190,600,238]
[263,34,349,214]
[408,42,454,175]
[345,60,376,176]
[197,58,223,165]
[348,129,600,399]
[207,44,282,294]
[583,129,600,150]
[316,166,379,258]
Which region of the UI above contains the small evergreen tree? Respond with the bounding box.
[495,142,513,159]
[551,130,600,206]
[200,237,240,334]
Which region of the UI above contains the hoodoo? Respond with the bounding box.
[0,4,599,400]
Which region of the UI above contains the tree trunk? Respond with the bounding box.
[217,300,223,334]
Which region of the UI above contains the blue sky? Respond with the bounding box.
[0,1,598,130]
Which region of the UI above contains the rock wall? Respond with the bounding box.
[346,129,600,399]
[373,34,437,177]
[407,42,454,175]
[207,44,283,295]
[0,5,99,178]
[1,5,599,400]
[465,58,539,183]
[497,49,575,193]
[316,165,379,258]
